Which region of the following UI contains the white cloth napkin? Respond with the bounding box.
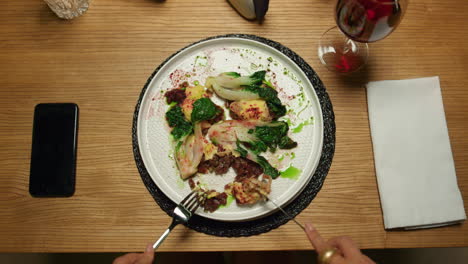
[366,76,466,229]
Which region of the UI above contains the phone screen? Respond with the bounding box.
[29,103,78,197]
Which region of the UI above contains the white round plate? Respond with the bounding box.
[137,37,323,222]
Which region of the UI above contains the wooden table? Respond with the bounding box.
[1,0,467,253]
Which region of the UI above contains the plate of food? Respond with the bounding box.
[133,35,335,232]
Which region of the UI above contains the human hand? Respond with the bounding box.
[305,223,375,264]
[113,243,155,264]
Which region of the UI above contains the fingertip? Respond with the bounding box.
[145,243,153,253]
[304,223,328,252]
[305,223,315,233]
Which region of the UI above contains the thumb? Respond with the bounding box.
[145,243,153,253]
[135,243,154,264]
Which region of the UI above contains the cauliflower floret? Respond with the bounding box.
[203,141,217,161]
[231,175,272,205]
[181,85,207,121]
[230,99,272,121]
[185,85,205,100]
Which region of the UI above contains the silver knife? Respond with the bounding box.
[262,194,305,230]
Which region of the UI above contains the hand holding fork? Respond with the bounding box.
[152,191,205,250]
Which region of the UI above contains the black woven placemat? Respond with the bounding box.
[132,34,335,237]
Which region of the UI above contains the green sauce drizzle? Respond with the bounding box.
[292,117,314,133]
[176,178,185,189]
[280,166,301,180]
[219,195,235,208]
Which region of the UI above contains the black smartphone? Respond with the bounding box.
[29,103,79,197]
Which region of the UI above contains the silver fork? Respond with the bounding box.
[152,191,204,250]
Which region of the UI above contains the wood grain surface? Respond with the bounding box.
[1,0,467,252]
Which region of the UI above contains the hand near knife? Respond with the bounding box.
[260,188,374,263]
[305,223,375,264]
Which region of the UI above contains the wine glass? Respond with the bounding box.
[318,0,408,73]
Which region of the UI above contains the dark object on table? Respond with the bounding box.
[29,103,78,197]
[227,0,270,21]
